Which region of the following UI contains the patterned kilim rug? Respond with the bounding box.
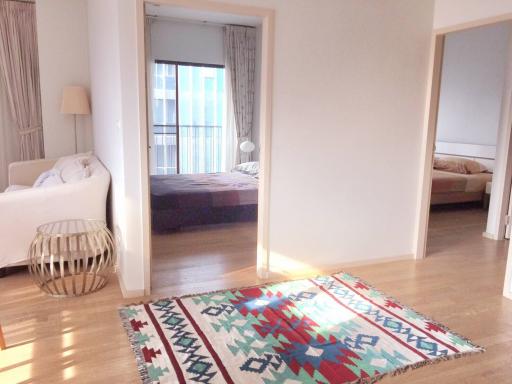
[119,272,483,383]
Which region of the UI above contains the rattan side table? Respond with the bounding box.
[28,219,116,297]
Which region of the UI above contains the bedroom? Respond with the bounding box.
[145,4,263,293]
[426,21,512,256]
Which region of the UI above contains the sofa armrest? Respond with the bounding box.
[8,158,58,186]
[0,176,109,268]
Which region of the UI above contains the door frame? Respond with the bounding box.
[415,15,512,299]
[136,0,275,294]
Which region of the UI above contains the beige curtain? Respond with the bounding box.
[224,25,256,164]
[0,0,44,161]
[0,73,19,190]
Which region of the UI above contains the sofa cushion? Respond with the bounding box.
[33,169,64,188]
[4,184,31,193]
[54,152,92,182]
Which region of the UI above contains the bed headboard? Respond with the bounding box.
[435,141,496,171]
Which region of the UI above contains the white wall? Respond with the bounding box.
[87,0,132,293]
[117,0,149,294]
[151,20,224,65]
[36,0,93,158]
[436,22,511,147]
[89,0,435,293]
[434,0,512,30]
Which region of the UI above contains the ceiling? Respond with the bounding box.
[145,4,262,27]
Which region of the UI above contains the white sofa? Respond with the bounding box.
[0,153,110,268]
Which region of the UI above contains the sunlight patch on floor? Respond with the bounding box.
[0,342,33,383]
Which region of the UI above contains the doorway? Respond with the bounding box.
[417,20,512,278]
[142,1,273,295]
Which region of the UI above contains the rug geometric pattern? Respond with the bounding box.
[120,272,483,383]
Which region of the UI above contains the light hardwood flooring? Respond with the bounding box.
[1,208,512,383]
[151,223,258,296]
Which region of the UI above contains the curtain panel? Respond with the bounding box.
[224,25,257,164]
[0,0,44,161]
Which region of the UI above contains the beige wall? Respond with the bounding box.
[89,0,436,293]
[36,0,93,158]
[434,0,512,30]
[228,0,435,274]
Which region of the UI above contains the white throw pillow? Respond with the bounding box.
[53,151,93,171]
[33,169,64,188]
[232,161,259,178]
[53,152,92,183]
[60,158,91,182]
[4,184,31,193]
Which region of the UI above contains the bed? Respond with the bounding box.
[431,169,492,205]
[430,145,493,205]
[151,163,259,232]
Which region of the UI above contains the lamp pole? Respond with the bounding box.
[74,114,78,154]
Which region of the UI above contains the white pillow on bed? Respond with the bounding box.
[232,161,259,178]
[434,156,488,174]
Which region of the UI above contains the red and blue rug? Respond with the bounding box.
[120,272,483,383]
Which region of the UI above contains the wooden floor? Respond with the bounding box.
[1,207,512,383]
[151,222,258,296]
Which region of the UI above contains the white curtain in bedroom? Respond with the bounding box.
[224,25,257,164]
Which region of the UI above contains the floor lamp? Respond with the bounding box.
[60,86,91,154]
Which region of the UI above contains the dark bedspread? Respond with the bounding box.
[151,172,258,231]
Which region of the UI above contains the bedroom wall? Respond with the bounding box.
[436,22,511,147]
[36,0,93,158]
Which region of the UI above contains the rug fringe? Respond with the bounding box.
[119,308,152,384]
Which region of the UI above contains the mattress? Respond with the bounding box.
[151,172,258,231]
[431,170,492,205]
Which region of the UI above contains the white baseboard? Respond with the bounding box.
[117,273,146,299]
[482,231,499,240]
[268,254,414,278]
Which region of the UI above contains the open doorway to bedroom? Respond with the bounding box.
[144,3,264,295]
[423,21,512,260]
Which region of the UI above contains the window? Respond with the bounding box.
[152,62,226,175]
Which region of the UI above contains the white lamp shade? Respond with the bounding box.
[60,86,91,115]
[240,140,255,153]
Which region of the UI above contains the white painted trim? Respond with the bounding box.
[485,29,512,241]
[504,249,512,300]
[414,34,445,261]
[138,0,275,292]
[117,272,146,299]
[136,1,153,296]
[482,231,499,240]
[267,254,414,279]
